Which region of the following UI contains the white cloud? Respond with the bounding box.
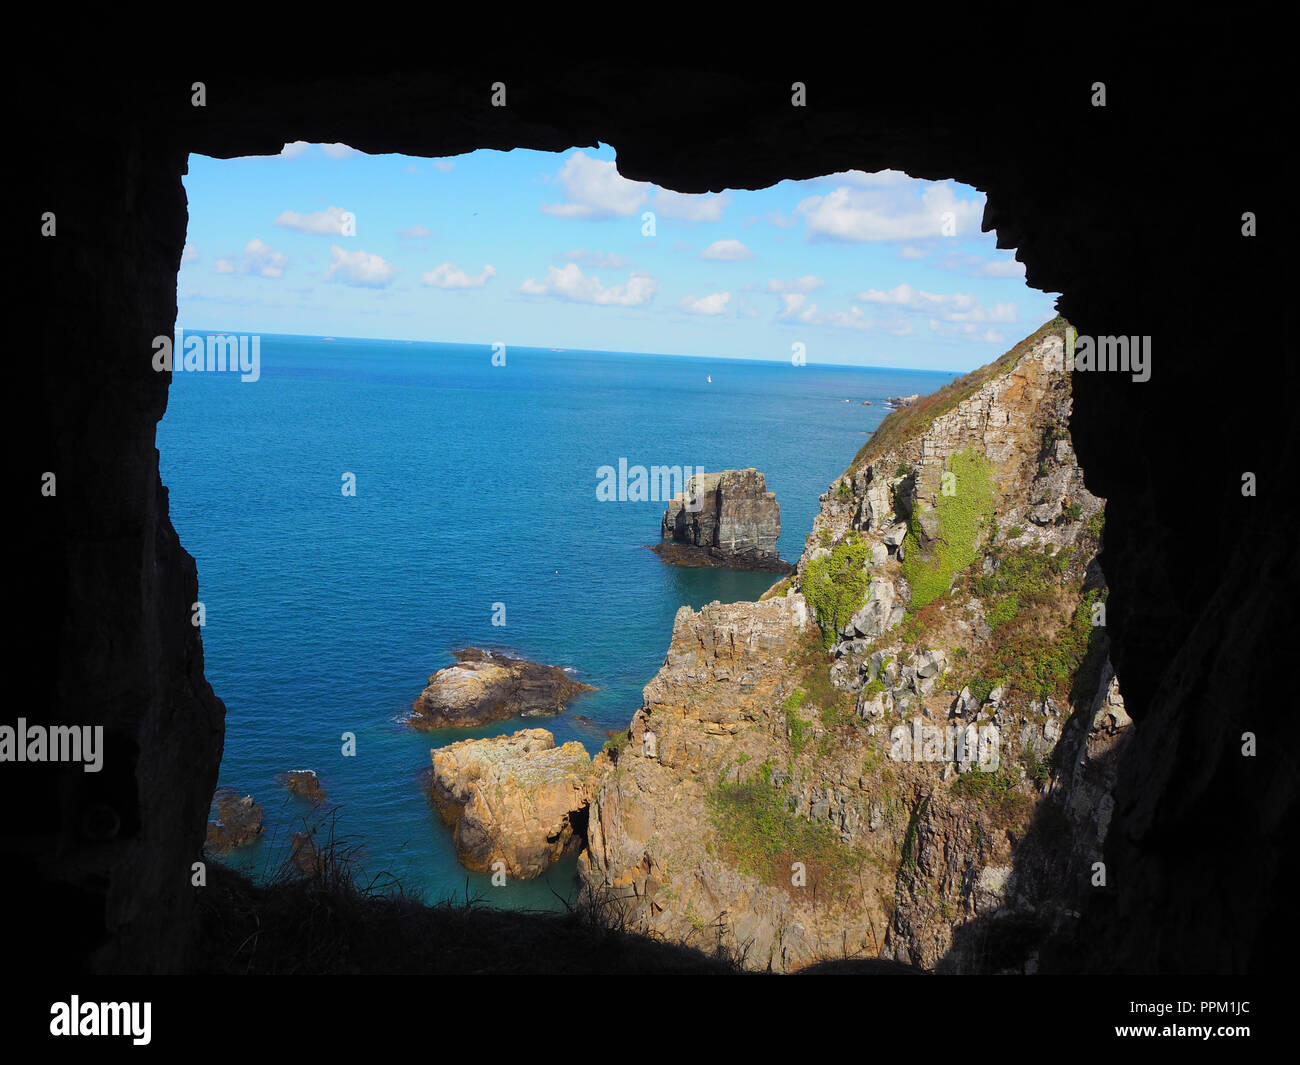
[541,152,648,219]
[279,141,310,159]
[827,169,913,187]
[825,306,872,331]
[404,164,419,174]
[936,251,1025,278]
[679,292,732,316]
[519,263,657,307]
[857,283,1015,323]
[325,245,396,287]
[242,239,287,278]
[181,244,199,264]
[320,143,359,159]
[700,239,754,261]
[560,249,629,268]
[898,246,928,260]
[399,224,431,240]
[776,293,809,320]
[796,181,984,242]
[420,262,496,289]
[213,238,287,278]
[929,319,1006,343]
[767,276,824,294]
[433,159,456,173]
[275,206,354,236]
[654,189,729,222]
[775,292,871,330]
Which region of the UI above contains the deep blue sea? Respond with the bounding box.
[157,333,954,909]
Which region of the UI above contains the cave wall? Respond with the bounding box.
[14,30,1293,972]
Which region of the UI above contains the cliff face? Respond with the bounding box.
[581,319,1131,972]
[657,469,790,572]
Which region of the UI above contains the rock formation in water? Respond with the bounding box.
[410,649,595,730]
[653,468,793,573]
[204,788,264,853]
[579,318,1132,972]
[427,728,593,878]
[277,769,325,804]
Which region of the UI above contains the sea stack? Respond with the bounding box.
[653,468,793,573]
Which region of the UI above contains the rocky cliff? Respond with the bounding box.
[655,469,792,573]
[580,318,1132,972]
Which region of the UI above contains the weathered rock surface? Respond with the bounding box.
[411,649,595,730]
[289,832,319,876]
[655,469,792,573]
[277,769,325,804]
[581,320,1133,972]
[428,729,594,878]
[204,788,264,853]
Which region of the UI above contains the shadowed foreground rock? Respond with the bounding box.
[411,649,595,730]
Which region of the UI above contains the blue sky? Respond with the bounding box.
[178,142,1059,372]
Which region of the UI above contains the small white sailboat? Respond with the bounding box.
[707,375,712,383]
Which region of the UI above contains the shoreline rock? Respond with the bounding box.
[411,648,595,730]
[649,542,794,573]
[205,788,264,853]
[427,728,593,878]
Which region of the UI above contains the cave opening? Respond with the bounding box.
[20,47,1289,976]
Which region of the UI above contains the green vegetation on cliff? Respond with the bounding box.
[707,763,863,892]
[900,448,997,610]
[965,538,1107,703]
[803,535,870,647]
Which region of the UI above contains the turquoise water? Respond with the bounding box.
[158,333,954,909]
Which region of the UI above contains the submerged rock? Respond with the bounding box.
[411,648,595,730]
[427,728,593,879]
[277,769,325,804]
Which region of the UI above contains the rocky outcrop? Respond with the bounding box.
[277,770,325,804]
[204,789,264,853]
[289,832,319,876]
[581,319,1133,972]
[654,469,792,573]
[428,729,594,878]
[410,649,595,730]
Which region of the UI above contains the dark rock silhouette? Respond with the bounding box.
[11,31,1292,974]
